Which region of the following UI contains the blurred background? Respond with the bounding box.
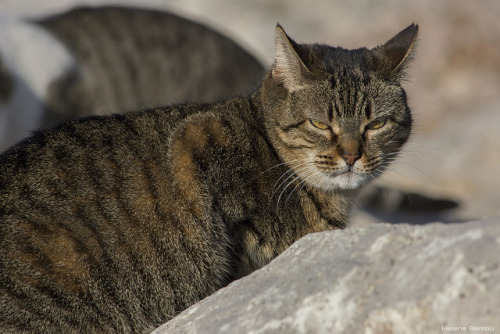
[1,0,499,224]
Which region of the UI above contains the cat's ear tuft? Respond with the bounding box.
[371,23,419,81]
[272,24,311,91]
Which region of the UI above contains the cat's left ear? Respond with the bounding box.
[371,23,419,81]
[272,24,312,91]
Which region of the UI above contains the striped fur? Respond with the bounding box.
[0,24,418,333]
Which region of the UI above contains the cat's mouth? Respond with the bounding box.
[297,155,379,192]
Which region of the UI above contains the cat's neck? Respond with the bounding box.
[301,185,360,229]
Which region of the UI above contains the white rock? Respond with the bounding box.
[152,218,500,334]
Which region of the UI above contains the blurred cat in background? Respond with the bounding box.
[0,6,264,152]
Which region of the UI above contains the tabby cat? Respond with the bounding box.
[0,6,264,152]
[0,23,418,333]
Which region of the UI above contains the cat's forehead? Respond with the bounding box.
[302,66,375,103]
[301,45,376,93]
[292,43,398,118]
[300,44,372,75]
[294,71,383,121]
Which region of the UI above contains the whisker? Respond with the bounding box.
[251,157,311,183]
[275,162,323,212]
[295,178,309,204]
[383,159,431,179]
[292,169,325,204]
[270,169,295,199]
[307,170,325,192]
[269,160,311,190]
[276,174,302,213]
[285,167,317,203]
[375,167,407,184]
[258,158,310,176]
[271,162,314,200]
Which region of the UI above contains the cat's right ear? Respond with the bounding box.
[272,24,312,91]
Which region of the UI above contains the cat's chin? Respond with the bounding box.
[314,171,370,192]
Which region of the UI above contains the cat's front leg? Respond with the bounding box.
[230,218,280,278]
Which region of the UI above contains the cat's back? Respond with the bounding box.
[0,104,187,206]
[0,107,175,248]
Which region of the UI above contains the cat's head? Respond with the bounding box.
[261,23,418,192]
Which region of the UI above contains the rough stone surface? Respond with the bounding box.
[152,219,500,334]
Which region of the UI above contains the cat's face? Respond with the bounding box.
[263,24,417,192]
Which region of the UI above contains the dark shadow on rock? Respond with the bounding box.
[357,186,464,225]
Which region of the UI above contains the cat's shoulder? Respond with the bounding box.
[169,97,254,147]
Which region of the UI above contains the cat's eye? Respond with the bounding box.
[367,119,386,130]
[310,120,330,130]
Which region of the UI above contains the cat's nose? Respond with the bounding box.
[342,151,361,166]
